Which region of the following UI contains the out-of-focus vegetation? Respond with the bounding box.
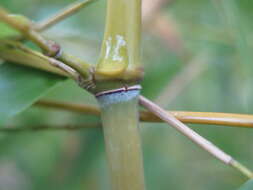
[1,0,253,189]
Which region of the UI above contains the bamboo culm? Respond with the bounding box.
[97,89,145,190]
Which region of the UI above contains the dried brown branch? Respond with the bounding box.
[35,99,253,128]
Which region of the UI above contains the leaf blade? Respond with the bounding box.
[0,62,64,124]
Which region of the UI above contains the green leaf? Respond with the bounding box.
[238,180,253,190]
[0,62,64,125]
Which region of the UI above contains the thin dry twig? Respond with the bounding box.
[139,95,253,179]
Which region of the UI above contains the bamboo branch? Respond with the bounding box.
[35,99,253,128]
[36,0,97,31]
[0,7,93,80]
[139,95,253,179]
[0,8,52,52]
[10,41,79,79]
[3,97,253,128]
[96,0,142,79]
[0,40,68,76]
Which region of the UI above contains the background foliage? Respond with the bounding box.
[1,0,253,189]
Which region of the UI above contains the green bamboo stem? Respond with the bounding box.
[96,0,142,78]
[95,0,145,188]
[97,90,145,190]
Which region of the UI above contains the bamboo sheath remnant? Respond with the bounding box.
[97,90,145,190]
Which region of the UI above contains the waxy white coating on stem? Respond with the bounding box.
[96,85,141,107]
[97,90,140,108]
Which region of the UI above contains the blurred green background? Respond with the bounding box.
[1,0,253,189]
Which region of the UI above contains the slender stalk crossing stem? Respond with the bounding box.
[97,90,145,190]
[139,95,253,179]
[36,99,253,128]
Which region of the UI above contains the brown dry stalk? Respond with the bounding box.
[35,99,253,128]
